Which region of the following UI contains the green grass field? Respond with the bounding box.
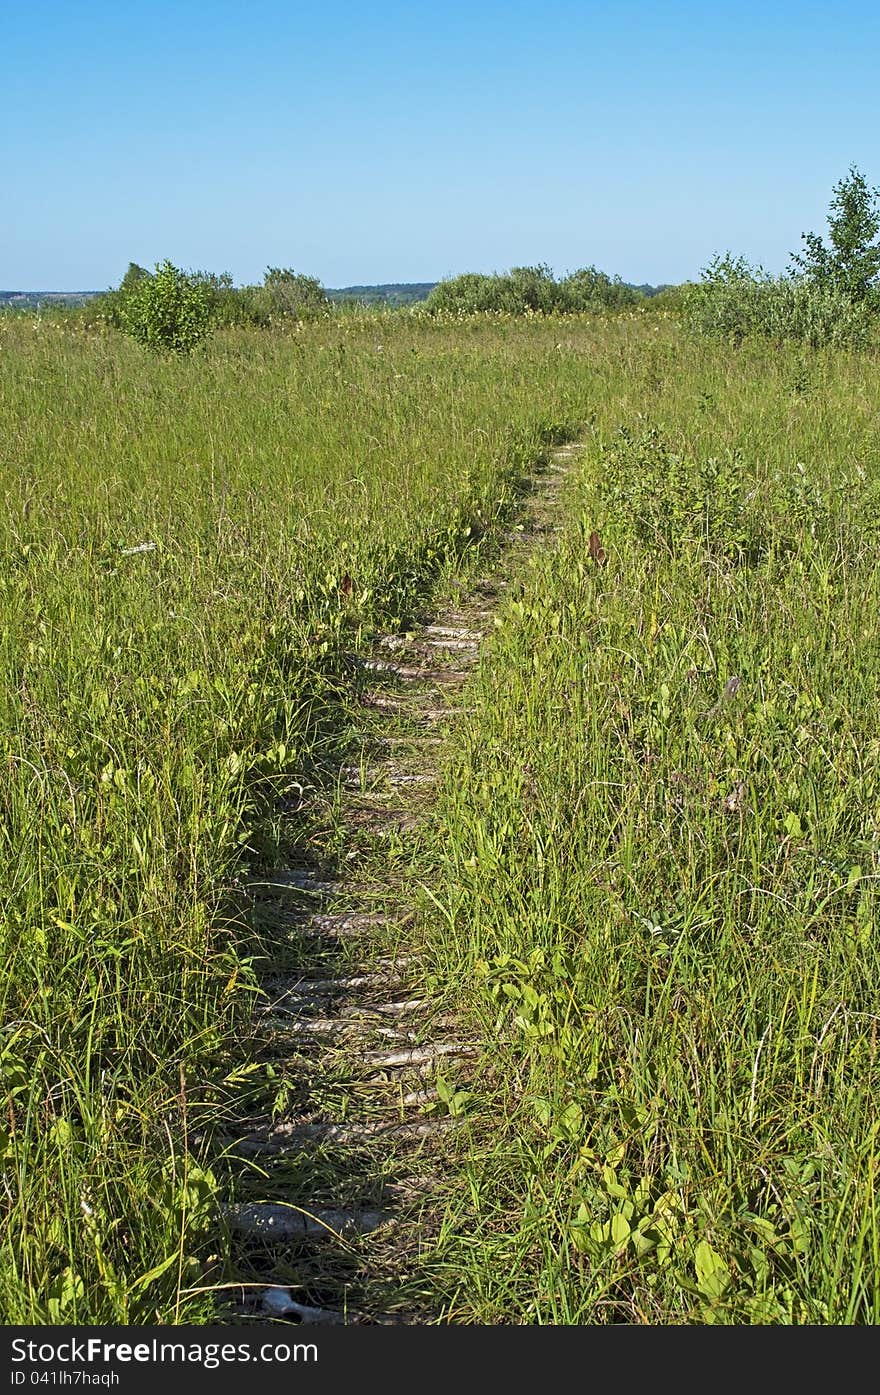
[1,308,879,1322]
[422,327,880,1322]
[0,311,593,1321]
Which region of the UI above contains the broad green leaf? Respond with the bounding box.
[694,1239,730,1298]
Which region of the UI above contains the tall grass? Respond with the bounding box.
[0,312,609,1322]
[5,309,879,1324]
[423,326,880,1322]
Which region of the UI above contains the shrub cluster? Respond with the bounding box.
[95,260,641,353]
[684,167,880,348]
[682,254,874,349]
[424,263,641,316]
[89,262,331,353]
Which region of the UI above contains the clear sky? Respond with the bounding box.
[5,0,880,289]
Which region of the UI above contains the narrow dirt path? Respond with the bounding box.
[221,440,581,1324]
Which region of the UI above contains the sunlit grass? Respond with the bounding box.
[4,308,878,1323]
[421,329,880,1323]
[0,311,607,1322]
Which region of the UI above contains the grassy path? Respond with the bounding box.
[216,443,579,1323]
[0,312,595,1322]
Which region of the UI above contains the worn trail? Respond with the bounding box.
[221,442,580,1324]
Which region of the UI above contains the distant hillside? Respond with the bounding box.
[0,290,100,309]
[0,284,438,311]
[326,282,437,306]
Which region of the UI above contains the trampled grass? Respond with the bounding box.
[420,327,880,1322]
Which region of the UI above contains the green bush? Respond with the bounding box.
[118,260,212,355]
[187,270,261,328]
[79,263,151,330]
[682,254,873,348]
[425,264,640,316]
[557,265,640,312]
[639,282,688,314]
[254,267,329,322]
[425,270,534,314]
[762,275,874,347]
[685,171,880,348]
[92,263,330,336]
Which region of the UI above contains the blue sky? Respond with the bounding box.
[5,0,880,289]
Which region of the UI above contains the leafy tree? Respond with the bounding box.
[119,260,212,355]
[791,165,880,303]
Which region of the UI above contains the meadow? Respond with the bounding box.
[1,306,879,1323]
[0,310,592,1322]
[423,326,880,1322]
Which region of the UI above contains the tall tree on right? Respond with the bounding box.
[791,165,880,303]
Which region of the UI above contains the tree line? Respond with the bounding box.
[26,164,879,355]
